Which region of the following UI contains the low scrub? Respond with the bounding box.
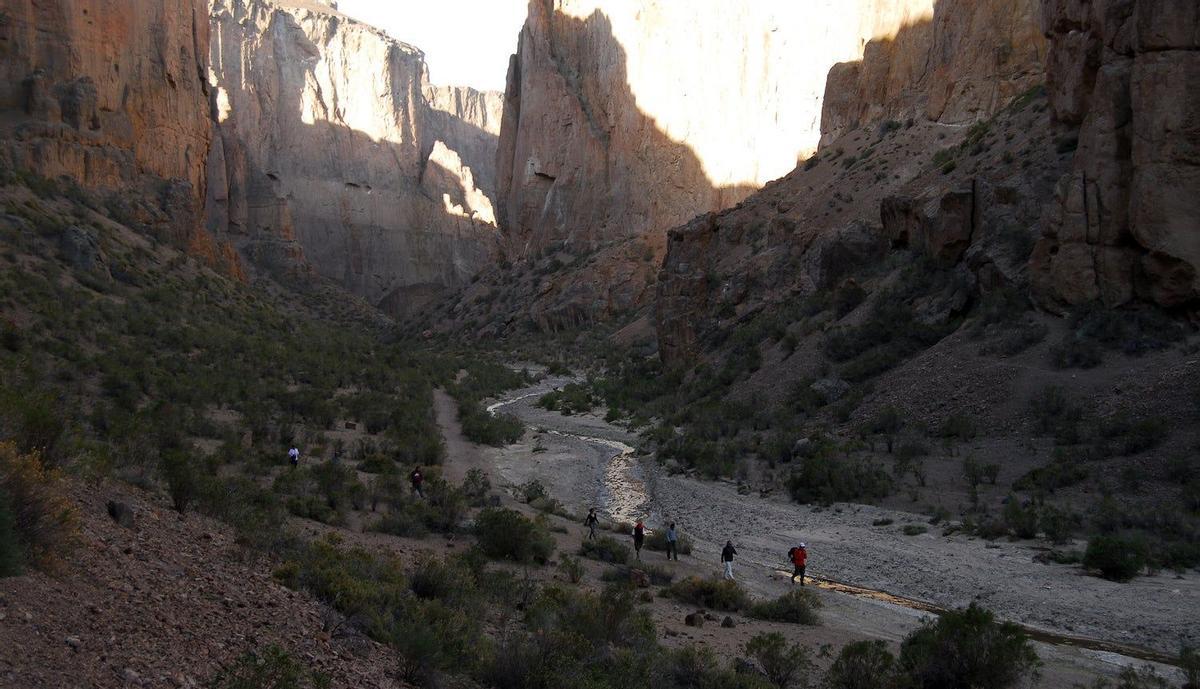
[1083,533,1149,582]
[207,644,330,689]
[665,576,749,612]
[579,535,630,564]
[473,508,554,565]
[0,442,77,574]
[748,588,822,625]
[899,603,1040,689]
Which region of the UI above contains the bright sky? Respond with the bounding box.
[337,0,529,91]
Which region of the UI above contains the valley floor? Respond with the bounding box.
[475,374,1196,686]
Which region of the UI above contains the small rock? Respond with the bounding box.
[703,613,718,622]
[684,612,705,628]
[721,616,736,628]
[65,636,82,651]
[122,668,141,685]
[629,569,650,588]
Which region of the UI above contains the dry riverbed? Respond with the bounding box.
[475,375,1195,686]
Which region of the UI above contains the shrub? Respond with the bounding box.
[1083,533,1148,582]
[579,535,631,564]
[666,576,749,612]
[462,468,491,506]
[473,508,554,564]
[1002,498,1039,540]
[160,449,200,513]
[0,443,77,571]
[207,644,330,689]
[644,528,694,556]
[749,588,822,625]
[824,640,896,689]
[744,632,815,689]
[1028,387,1084,444]
[558,554,584,584]
[902,524,928,537]
[787,454,892,505]
[898,604,1040,689]
[0,491,22,577]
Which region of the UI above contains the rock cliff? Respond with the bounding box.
[1031,0,1200,311]
[206,0,503,313]
[820,0,1047,144]
[496,0,950,258]
[0,0,226,258]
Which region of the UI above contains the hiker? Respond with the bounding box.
[721,540,737,580]
[789,542,808,586]
[665,522,679,561]
[288,446,300,468]
[584,508,599,540]
[633,519,646,560]
[410,466,425,498]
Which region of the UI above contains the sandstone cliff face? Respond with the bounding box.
[820,0,1048,144]
[0,0,217,249]
[496,0,947,258]
[206,0,503,313]
[1032,0,1200,311]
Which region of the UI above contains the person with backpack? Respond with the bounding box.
[721,540,737,580]
[410,466,425,498]
[789,543,808,585]
[665,522,679,561]
[584,508,599,540]
[288,446,300,468]
[633,519,646,560]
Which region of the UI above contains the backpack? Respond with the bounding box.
[788,546,797,559]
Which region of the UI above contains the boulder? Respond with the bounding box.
[106,501,135,530]
[684,612,705,628]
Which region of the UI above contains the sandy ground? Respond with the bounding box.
[471,376,1194,687]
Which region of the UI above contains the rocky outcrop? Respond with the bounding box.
[496,0,947,258]
[206,0,503,313]
[0,0,219,252]
[1032,0,1200,311]
[820,0,1047,144]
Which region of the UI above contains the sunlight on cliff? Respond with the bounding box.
[554,0,934,189]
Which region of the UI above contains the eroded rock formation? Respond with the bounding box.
[1032,0,1200,311]
[206,0,503,313]
[496,0,950,258]
[0,0,224,257]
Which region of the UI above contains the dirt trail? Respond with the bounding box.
[469,377,1194,686]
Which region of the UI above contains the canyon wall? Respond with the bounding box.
[206,0,503,313]
[1031,0,1200,311]
[496,0,947,258]
[820,0,1047,144]
[0,0,220,252]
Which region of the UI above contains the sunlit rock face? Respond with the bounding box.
[820,0,1047,144]
[496,0,946,257]
[0,0,217,248]
[1032,0,1200,312]
[206,0,502,313]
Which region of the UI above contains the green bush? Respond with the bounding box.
[1028,387,1084,445]
[207,644,330,689]
[748,588,822,625]
[558,554,584,584]
[473,508,554,564]
[160,449,200,513]
[1083,533,1148,582]
[898,603,1040,689]
[0,442,77,571]
[1002,498,1039,540]
[665,576,749,612]
[579,535,631,564]
[644,528,694,555]
[787,454,892,505]
[824,640,896,689]
[744,632,815,689]
[0,490,23,577]
[462,468,491,506]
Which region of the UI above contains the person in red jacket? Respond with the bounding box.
[790,543,808,586]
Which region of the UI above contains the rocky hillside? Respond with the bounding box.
[207,0,505,315]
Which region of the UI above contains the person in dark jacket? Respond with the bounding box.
[410,466,425,498]
[584,508,599,540]
[633,519,646,560]
[721,541,737,580]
